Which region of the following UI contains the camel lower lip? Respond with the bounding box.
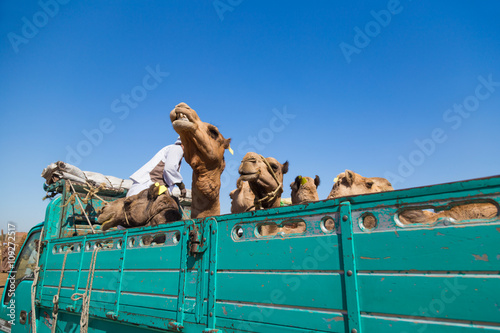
[99,218,112,225]
[173,120,196,132]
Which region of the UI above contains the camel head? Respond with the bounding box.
[290,175,320,205]
[327,170,393,199]
[98,183,180,231]
[238,152,289,209]
[170,102,231,218]
[170,102,231,170]
[229,179,256,214]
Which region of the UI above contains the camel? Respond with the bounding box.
[238,152,289,210]
[170,102,231,218]
[327,170,393,229]
[399,203,497,224]
[97,183,181,231]
[327,170,394,199]
[238,152,295,235]
[325,170,429,226]
[327,170,497,224]
[290,175,320,205]
[230,179,255,214]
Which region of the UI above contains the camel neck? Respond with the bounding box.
[255,189,282,209]
[190,168,223,219]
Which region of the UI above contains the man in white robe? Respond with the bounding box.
[126,137,185,197]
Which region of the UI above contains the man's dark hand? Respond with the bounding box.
[176,182,187,198]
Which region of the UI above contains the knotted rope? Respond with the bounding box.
[82,182,108,205]
[60,192,76,208]
[71,245,101,333]
[67,180,95,234]
[31,227,44,333]
[51,248,71,333]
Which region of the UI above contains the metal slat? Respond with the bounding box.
[205,218,219,331]
[340,201,361,333]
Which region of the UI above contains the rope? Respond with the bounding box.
[60,193,76,208]
[82,182,108,205]
[67,180,95,234]
[179,203,190,220]
[245,155,283,210]
[103,176,115,190]
[31,226,44,333]
[245,205,256,212]
[71,245,101,333]
[123,206,131,227]
[51,248,71,333]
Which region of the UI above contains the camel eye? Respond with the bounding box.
[208,127,219,138]
[366,181,374,188]
[270,164,278,171]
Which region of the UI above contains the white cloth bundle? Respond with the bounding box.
[41,161,132,190]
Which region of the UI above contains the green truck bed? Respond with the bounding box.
[1,176,499,332]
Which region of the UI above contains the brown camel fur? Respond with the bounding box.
[238,152,291,235]
[291,175,320,205]
[327,170,394,199]
[230,179,255,214]
[327,170,497,224]
[97,184,181,231]
[238,152,289,210]
[399,203,497,224]
[170,102,231,219]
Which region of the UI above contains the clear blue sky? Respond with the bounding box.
[1,1,499,232]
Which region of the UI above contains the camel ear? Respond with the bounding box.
[314,175,320,187]
[291,176,301,191]
[223,138,231,149]
[282,161,289,174]
[147,184,159,201]
[380,178,394,189]
[345,170,355,186]
[124,198,133,211]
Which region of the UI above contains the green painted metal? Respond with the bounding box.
[172,221,192,330]
[108,233,128,319]
[0,226,43,333]
[1,176,500,332]
[205,217,220,332]
[194,240,207,324]
[340,201,361,333]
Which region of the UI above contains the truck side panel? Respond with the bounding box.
[19,176,500,332]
